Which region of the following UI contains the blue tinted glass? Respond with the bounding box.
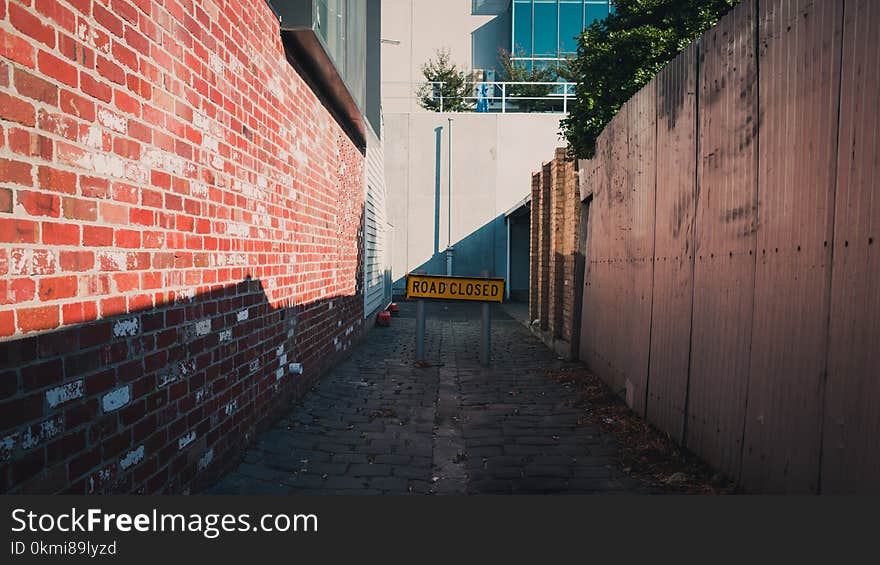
[585,2,610,26]
[512,1,532,56]
[559,2,584,54]
[533,1,558,57]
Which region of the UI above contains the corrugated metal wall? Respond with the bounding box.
[576,0,879,492]
[821,0,880,494]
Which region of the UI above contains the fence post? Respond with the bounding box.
[501,83,506,113]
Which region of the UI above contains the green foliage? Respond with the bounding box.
[417,48,474,112]
[561,0,741,159]
[497,49,556,97]
[497,49,559,112]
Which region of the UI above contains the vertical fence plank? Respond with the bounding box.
[646,43,699,443]
[821,0,880,494]
[686,0,760,482]
[741,0,843,493]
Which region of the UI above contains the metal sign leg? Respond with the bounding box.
[480,301,491,367]
[416,299,426,364]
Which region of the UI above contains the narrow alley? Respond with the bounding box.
[208,301,641,495]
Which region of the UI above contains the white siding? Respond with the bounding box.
[364,121,391,317]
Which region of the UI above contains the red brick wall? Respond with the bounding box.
[0,0,366,493]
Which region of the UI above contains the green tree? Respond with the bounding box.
[417,48,473,112]
[497,49,558,112]
[561,0,740,159]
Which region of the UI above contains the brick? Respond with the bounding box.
[42,222,80,245]
[0,188,12,214]
[81,176,110,199]
[97,55,125,85]
[39,113,78,141]
[62,197,97,221]
[83,225,113,247]
[14,67,58,105]
[38,51,78,87]
[0,311,12,338]
[0,91,36,126]
[100,202,128,224]
[8,129,53,160]
[39,276,78,301]
[81,73,113,102]
[94,3,124,37]
[17,305,60,332]
[17,190,61,218]
[62,301,98,325]
[60,90,96,121]
[34,0,77,34]
[4,278,36,304]
[0,218,39,243]
[9,3,56,49]
[0,158,33,186]
[21,359,63,391]
[115,229,140,248]
[0,26,36,68]
[60,250,94,272]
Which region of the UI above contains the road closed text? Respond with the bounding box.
[406,274,505,303]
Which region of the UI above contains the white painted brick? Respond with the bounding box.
[198,448,214,471]
[45,380,83,408]
[113,317,139,338]
[1,434,18,461]
[219,329,232,342]
[275,367,284,380]
[156,374,178,389]
[21,416,64,450]
[237,309,249,322]
[224,400,238,417]
[195,319,211,336]
[103,385,131,413]
[178,431,197,450]
[97,108,127,133]
[119,445,145,471]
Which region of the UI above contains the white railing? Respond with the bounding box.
[383,81,576,114]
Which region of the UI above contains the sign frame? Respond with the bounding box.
[405,273,505,303]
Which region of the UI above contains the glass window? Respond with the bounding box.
[559,2,584,55]
[512,1,532,57]
[585,2,610,27]
[532,1,558,57]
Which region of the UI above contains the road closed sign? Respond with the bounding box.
[405,274,505,303]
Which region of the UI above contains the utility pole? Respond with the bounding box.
[446,117,453,276]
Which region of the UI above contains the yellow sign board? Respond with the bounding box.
[405,274,505,303]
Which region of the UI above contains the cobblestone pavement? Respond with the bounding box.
[206,301,642,494]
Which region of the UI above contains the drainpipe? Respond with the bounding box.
[446,117,453,276]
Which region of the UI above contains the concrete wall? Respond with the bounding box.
[577,0,880,493]
[385,112,562,291]
[381,0,511,114]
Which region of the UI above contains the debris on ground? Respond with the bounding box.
[547,367,737,494]
[369,407,397,419]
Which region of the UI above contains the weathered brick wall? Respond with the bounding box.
[528,171,539,324]
[0,0,365,493]
[528,149,581,358]
[536,162,551,331]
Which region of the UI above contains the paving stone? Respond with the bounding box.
[206,302,642,495]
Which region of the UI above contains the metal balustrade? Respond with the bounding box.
[383,81,576,114]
